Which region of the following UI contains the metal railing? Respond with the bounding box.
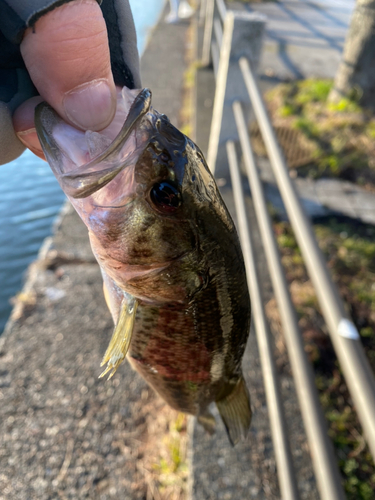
[200,1,375,499]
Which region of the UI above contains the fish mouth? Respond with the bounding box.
[35,88,152,199]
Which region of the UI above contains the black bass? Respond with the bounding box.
[35,87,251,445]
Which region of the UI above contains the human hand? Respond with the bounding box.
[0,0,140,163]
[14,0,116,159]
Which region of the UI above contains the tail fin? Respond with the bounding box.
[216,376,252,446]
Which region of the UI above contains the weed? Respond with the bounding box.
[146,409,188,499]
[296,79,332,104]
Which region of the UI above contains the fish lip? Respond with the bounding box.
[35,88,153,199]
[75,87,152,168]
[92,198,135,210]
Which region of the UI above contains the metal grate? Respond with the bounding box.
[249,122,316,169]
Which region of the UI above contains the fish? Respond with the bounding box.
[35,87,252,445]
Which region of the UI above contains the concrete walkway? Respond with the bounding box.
[232,0,375,225]
[239,0,355,79]
[260,157,375,225]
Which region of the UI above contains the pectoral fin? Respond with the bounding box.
[99,296,138,379]
[216,376,252,446]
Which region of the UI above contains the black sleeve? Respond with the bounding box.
[0,0,140,101]
[0,0,140,165]
[0,1,104,43]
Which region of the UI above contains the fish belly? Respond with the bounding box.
[128,301,221,415]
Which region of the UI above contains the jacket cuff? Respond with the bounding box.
[0,0,101,43]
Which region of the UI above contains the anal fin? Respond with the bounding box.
[99,296,138,379]
[197,408,216,435]
[216,376,252,446]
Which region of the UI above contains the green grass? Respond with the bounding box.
[265,79,375,187]
[152,413,188,494]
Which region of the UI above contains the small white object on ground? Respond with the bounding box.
[165,0,194,23]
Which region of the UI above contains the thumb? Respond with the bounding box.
[20,0,116,132]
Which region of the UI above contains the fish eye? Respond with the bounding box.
[150,181,182,212]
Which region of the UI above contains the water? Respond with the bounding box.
[0,152,65,333]
[131,0,166,55]
[0,0,165,334]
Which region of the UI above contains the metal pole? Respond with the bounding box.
[239,56,375,461]
[201,0,215,66]
[199,0,207,26]
[213,17,223,48]
[226,140,300,500]
[207,12,234,172]
[233,100,345,500]
[216,0,227,21]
